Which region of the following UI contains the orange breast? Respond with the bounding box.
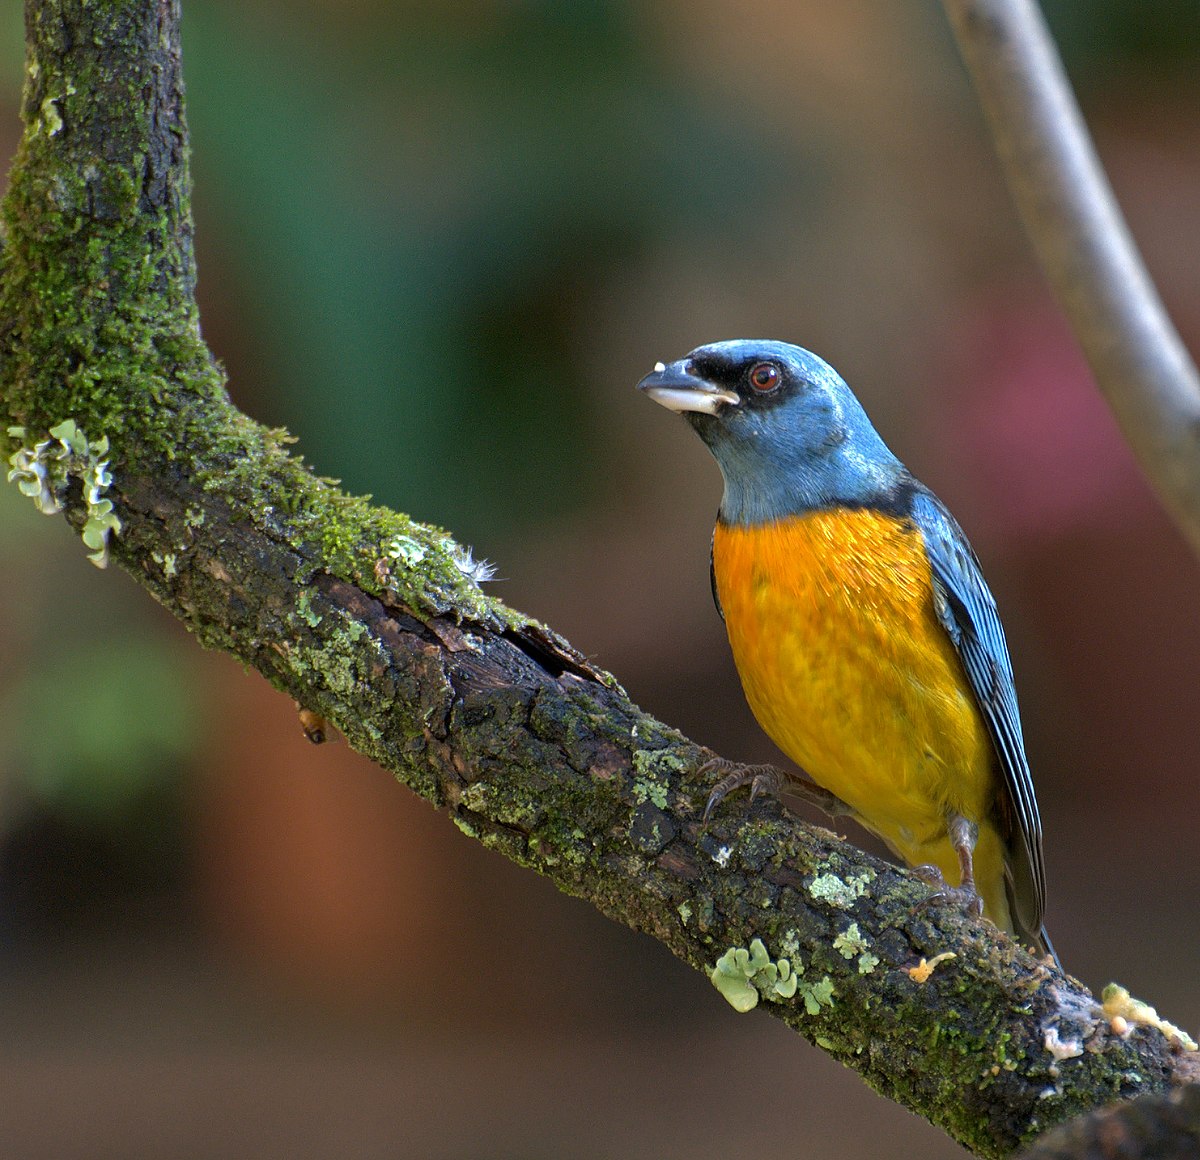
[712,509,996,870]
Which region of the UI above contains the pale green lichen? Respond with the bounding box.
[631,749,675,809]
[7,419,121,566]
[387,534,427,568]
[40,96,62,136]
[296,587,322,628]
[459,780,542,830]
[632,776,668,810]
[677,901,692,926]
[808,870,873,909]
[857,952,880,975]
[833,922,868,959]
[710,938,799,1012]
[797,976,836,1015]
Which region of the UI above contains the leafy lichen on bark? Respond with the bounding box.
[1,3,1195,1158]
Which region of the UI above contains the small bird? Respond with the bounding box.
[638,339,1053,961]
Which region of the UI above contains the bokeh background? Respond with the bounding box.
[2,2,1199,1156]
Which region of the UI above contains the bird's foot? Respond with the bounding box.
[911,863,984,920]
[699,757,852,824]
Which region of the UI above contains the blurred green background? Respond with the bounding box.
[1,2,1198,1156]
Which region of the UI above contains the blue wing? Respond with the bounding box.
[909,488,1047,946]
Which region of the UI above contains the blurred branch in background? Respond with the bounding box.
[942,0,1200,557]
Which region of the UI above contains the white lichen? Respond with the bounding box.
[1043,1025,1084,1063]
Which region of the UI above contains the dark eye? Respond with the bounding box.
[748,362,780,392]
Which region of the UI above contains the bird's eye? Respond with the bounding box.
[748,362,780,392]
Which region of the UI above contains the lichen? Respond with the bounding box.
[632,747,682,810]
[1101,984,1197,1052]
[634,747,684,786]
[1043,1025,1083,1063]
[296,587,322,628]
[7,418,121,566]
[808,870,873,909]
[830,921,879,974]
[387,534,427,568]
[833,922,868,959]
[39,94,63,136]
[710,938,799,1012]
[796,976,836,1015]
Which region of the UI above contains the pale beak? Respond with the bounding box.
[637,360,739,416]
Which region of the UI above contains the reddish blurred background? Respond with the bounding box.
[1,2,1198,1156]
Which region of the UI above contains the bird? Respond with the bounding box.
[638,339,1054,962]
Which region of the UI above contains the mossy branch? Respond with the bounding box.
[0,4,1195,1158]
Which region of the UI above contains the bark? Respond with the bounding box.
[0,3,1195,1158]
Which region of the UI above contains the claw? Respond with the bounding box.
[698,756,852,823]
[912,863,984,920]
[701,759,783,823]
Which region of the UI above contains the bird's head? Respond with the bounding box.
[637,339,906,524]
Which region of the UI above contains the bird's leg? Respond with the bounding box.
[913,814,984,919]
[699,756,854,824]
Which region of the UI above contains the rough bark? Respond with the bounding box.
[0,4,1195,1158]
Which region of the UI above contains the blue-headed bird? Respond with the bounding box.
[638,339,1053,960]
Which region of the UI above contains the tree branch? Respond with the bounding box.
[940,0,1200,559]
[0,3,1194,1158]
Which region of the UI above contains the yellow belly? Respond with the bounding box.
[713,509,1009,923]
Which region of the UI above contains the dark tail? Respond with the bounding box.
[1024,923,1060,971]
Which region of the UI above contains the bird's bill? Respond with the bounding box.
[637,360,739,415]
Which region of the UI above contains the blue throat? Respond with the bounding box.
[691,389,908,527]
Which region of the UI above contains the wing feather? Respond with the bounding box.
[910,490,1046,943]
